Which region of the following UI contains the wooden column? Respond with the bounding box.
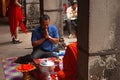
[76,0,89,80]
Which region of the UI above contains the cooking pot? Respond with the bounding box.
[39,59,55,79]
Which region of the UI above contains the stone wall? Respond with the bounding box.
[89,0,120,80]
[89,0,120,53]
[89,55,117,80]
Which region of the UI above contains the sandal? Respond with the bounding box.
[12,38,22,44]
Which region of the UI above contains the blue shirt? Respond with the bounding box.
[31,24,59,51]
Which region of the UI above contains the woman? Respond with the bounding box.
[8,0,27,44]
[66,1,77,38]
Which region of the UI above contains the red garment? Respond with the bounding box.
[58,42,77,80]
[8,0,27,36]
[63,3,67,13]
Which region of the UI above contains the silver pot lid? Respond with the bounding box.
[40,59,54,66]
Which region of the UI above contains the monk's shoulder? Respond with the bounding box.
[68,42,77,49]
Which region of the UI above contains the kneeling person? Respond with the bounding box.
[31,14,59,59]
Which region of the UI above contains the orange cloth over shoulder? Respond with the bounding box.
[57,42,77,80]
[8,0,27,36]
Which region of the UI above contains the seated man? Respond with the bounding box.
[14,14,59,64]
[65,1,77,38]
[57,26,77,80]
[31,14,59,59]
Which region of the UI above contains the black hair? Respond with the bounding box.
[40,14,50,23]
[71,1,77,5]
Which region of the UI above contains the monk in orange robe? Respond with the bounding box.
[57,42,77,80]
[8,0,27,44]
[57,24,78,80]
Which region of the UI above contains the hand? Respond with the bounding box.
[44,29,49,39]
[72,10,77,13]
[20,4,22,7]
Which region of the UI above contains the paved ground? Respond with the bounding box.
[0,17,76,80]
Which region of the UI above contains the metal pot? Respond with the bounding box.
[39,59,55,79]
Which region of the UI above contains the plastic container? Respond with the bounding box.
[59,50,65,56]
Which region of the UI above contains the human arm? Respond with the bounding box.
[48,36,59,44]
[72,9,77,17]
[44,28,59,44]
[66,7,77,20]
[32,38,46,47]
[15,0,22,7]
[31,29,47,47]
[31,27,59,47]
[66,7,72,20]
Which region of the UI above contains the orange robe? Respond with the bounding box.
[8,0,26,36]
[58,42,77,80]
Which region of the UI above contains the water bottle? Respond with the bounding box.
[59,60,63,70]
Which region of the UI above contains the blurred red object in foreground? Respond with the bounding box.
[16,64,36,72]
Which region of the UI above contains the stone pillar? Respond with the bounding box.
[77,0,120,80]
[21,0,40,30]
[44,0,63,38]
[89,0,119,53]
[44,0,66,49]
[89,0,120,80]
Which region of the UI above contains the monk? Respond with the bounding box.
[57,26,77,80]
[8,0,27,44]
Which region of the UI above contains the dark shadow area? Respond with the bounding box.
[12,75,36,80]
[0,41,12,45]
[25,47,33,49]
[12,76,22,80]
[0,17,9,26]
